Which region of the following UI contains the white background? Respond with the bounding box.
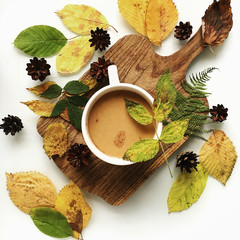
[0,0,240,239]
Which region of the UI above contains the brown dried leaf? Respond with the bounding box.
[145,0,178,45]
[202,0,233,46]
[21,100,54,117]
[43,123,68,159]
[6,172,57,214]
[55,181,92,238]
[199,130,237,185]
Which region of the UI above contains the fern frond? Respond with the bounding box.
[189,67,218,87]
[182,67,218,98]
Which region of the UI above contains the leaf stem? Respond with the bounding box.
[153,121,173,178]
[159,141,173,178]
[67,35,80,41]
[109,24,118,33]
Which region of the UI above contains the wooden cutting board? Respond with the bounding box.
[37,26,207,206]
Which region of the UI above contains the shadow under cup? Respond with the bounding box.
[81,83,162,166]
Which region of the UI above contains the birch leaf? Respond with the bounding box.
[124,98,153,125]
[168,164,208,213]
[118,0,149,36]
[21,100,54,117]
[56,36,94,74]
[153,70,177,122]
[145,0,178,45]
[14,25,67,57]
[50,99,68,117]
[123,139,159,162]
[30,207,73,238]
[6,172,57,214]
[160,119,189,144]
[57,4,109,35]
[43,123,68,159]
[199,130,237,185]
[55,181,92,238]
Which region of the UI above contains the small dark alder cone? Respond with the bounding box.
[90,56,114,85]
[0,115,24,135]
[174,21,193,40]
[176,151,199,173]
[209,104,228,122]
[67,143,91,167]
[89,27,111,51]
[26,57,51,81]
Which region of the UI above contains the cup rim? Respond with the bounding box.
[82,83,162,166]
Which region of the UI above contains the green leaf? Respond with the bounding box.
[160,119,189,144]
[124,98,153,125]
[14,25,67,57]
[64,81,89,95]
[153,70,177,122]
[168,164,208,213]
[50,99,68,117]
[30,207,73,238]
[67,103,83,131]
[123,139,159,162]
[68,96,89,106]
[40,84,62,99]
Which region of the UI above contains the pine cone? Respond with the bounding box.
[0,115,24,135]
[67,143,91,167]
[89,27,111,51]
[209,104,228,122]
[174,21,193,40]
[26,57,51,81]
[90,56,113,85]
[176,151,199,173]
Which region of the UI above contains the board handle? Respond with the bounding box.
[167,26,206,83]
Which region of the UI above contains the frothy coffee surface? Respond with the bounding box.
[88,90,155,158]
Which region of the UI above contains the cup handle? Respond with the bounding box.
[108,65,120,86]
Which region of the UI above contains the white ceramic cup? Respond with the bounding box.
[81,65,162,166]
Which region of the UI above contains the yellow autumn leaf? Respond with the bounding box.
[27,81,57,97]
[118,0,149,36]
[6,172,57,214]
[200,130,237,185]
[43,122,68,159]
[145,0,178,45]
[55,181,92,238]
[57,4,109,35]
[81,78,97,91]
[56,36,94,74]
[21,100,54,117]
[168,164,208,213]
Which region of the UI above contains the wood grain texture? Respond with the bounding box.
[37,26,207,206]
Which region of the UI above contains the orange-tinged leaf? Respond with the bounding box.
[118,0,149,36]
[27,81,57,97]
[202,0,233,46]
[21,100,54,117]
[55,181,92,236]
[60,108,70,122]
[43,123,68,159]
[57,4,109,35]
[145,0,178,45]
[6,172,57,214]
[56,36,94,74]
[199,130,237,185]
